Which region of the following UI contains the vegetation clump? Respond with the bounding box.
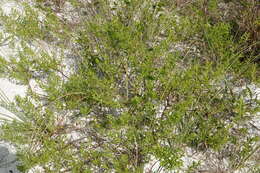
[0,0,259,172]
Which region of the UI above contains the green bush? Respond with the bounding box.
[0,0,259,172]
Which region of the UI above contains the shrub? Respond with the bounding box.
[0,0,259,172]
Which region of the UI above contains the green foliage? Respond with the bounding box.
[0,0,259,172]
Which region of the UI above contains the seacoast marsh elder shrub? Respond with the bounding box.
[0,0,259,172]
